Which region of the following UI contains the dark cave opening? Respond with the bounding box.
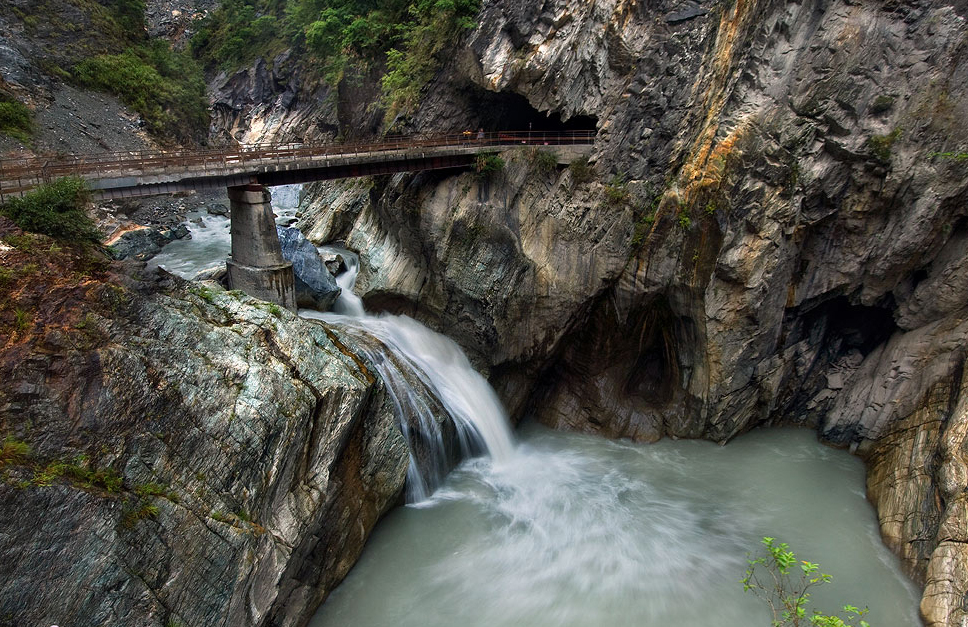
[807,296,898,355]
[468,89,598,133]
[623,300,682,406]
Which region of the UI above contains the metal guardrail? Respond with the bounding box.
[0,130,596,199]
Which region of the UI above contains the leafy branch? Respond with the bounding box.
[742,537,871,627]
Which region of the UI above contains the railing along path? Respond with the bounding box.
[0,130,595,198]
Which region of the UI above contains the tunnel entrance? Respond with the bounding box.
[468,89,597,133]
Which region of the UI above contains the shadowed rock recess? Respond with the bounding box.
[1,0,967,626]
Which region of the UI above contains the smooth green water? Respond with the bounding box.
[310,424,920,627]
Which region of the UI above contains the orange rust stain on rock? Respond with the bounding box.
[677,0,761,205]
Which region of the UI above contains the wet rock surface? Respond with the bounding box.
[277,226,341,311]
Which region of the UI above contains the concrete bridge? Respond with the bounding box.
[0,130,594,309]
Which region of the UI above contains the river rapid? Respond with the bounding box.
[308,425,919,627]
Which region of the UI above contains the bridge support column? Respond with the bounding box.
[225,184,297,311]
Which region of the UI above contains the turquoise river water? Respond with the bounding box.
[310,424,920,627]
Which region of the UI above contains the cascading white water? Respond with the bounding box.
[303,249,515,501]
[309,426,921,627]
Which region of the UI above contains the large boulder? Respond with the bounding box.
[276,226,340,311]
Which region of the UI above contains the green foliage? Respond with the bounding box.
[629,182,663,247]
[1,178,100,242]
[121,499,160,528]
[603,174,630,207]
[106,0,147,33]
[868,95,894,115]
[677,211,692,230]
[13,308,32,331]
[527,148,559,175]
[866,128,901,162]
[194,0,478,121]
[0,437,31,466]
[192,0,287,70]
[266,303,283,317]
[932,151,968,161]
[631,210,656,247]
[73,42,208,142]
[0,96,34,143]
[475,153,505,176]
[742,537,872,627]
[380,0,480,121]
[134,482,168,498]
[569,156,595,186]
[33,455,123,492]
[191,285,219,304]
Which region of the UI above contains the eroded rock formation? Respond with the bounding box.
[0,258,418,627]
[295,0,968,623]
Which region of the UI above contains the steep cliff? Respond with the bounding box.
[294,0,968,624]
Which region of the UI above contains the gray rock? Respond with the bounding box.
[276,226,341,310]
[109,224,190,261]
[320,252,347,276]
[193,264,228,283]
[0,279,452,627]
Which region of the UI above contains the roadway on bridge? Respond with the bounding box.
[0,130,595,200]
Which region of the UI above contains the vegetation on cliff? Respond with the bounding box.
[192,0,480,122]
[1,178,100,243]
[73,42,208,143]
[0,93,34,144]
[1,0,209,144]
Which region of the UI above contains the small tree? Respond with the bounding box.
[742,537,872,627]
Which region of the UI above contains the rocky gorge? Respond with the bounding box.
[1,0,967,625]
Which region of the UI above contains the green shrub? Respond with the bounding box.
[569,157,595,186]
[867,128,901,162]
[742,537,872,627]
[603,174,630,207]
[0,437,31,466]
[73,42,208,142]
[676,208,692,230]
[1,178,100,242]
[121,499,160,528]
[13,308,32,331]
[529,148,559,174]
[0,98,34,143]
[932,151,968,161]
[33,455,123,492]
[475,153,505,175]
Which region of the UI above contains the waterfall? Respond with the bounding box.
[302,249,515,501]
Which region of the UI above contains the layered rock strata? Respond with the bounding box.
[0,267,430,627]
[296,0,968,623]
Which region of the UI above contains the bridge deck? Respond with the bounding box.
[0,131,594,200]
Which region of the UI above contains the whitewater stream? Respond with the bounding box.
[152,187,920,626]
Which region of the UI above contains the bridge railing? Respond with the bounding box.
[0,130,595,198]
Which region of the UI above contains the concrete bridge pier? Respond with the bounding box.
[226,184,297,311]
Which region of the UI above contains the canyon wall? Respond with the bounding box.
[294,0,968,624]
